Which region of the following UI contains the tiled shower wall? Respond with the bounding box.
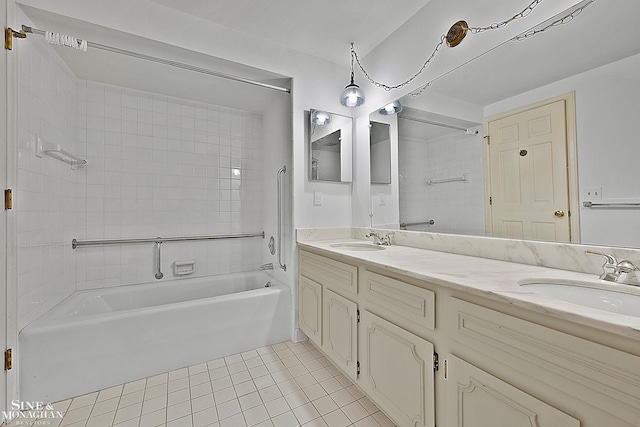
[16,24,83,329]
[75,82,265,290]
[399,129,485,235]
[17,33,267,327]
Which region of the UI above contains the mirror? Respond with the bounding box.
[396,108,482,233]
[309,109,353,182]
[370,121,392,184]
[374,0,640,248]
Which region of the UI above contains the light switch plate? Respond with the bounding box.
[314,190,322,206]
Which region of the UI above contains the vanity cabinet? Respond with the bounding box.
[298,249,436,427]
[447,297,640,426]
[298,245,640,427]
[298,276,322,346]
[360,310,435,427]
[445,355,579,427]
[323,289,358,380]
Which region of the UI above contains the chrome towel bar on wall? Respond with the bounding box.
[583,202,640,208]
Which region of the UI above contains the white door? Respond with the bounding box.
[487,99,571,242]
[446,355,580,427]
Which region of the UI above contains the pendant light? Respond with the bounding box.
[379,100,402,115]
[340,43,365,108]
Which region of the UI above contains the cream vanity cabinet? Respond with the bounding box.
[298,246,640,427]
[445,297,640,427]
[299,250,359,380]
[298,249,436,427]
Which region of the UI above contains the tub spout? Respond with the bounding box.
[260,263,274,271]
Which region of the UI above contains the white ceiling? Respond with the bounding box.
[425,0,640,106]
[148,0,433,64]
[21,0,640,117]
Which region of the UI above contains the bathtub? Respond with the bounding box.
[19,272,291,403]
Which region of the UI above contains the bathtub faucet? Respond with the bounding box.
[260,263,274,271]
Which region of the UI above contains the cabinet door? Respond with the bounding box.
[360,310,435,427]
[446,355,580,427]
[299,276,322,346]
[323,289,358,381]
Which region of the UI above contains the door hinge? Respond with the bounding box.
[484,135,490,145]
[489,196,492,205]
[433,352,439,372]
[357,309,360,323]
[4,189,12,210]
[357,361,360,376]
[5,348,12,370]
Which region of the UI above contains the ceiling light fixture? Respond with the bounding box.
[340,43,365,108]
[379,101,402,115]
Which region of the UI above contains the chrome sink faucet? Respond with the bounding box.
[586,250,640,285]
[365,231,394,246]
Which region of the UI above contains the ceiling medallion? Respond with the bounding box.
[446,20,469,47]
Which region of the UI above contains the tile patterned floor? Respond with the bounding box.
[8,341,395,427]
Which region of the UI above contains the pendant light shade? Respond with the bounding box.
[310,110,332,125]
[340,83,365,108]
[379,100,402,115]
[340,42,365,108]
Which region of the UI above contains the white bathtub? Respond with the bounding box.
[19,272,291,403]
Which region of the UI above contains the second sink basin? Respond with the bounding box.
[330,243,386,251]
[519,279,640,317]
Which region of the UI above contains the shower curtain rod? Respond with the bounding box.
[21,25,291,94]
[398,115,474,133]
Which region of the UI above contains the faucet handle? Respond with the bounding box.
[585,250,617,265]
[586,250,618,281]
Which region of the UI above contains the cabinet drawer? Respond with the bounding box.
[362,270,435,335]
[300,250,358,295]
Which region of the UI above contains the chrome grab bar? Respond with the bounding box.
[154,240,164,280]
[72,232,265,249]
[277,165,287,272]
[400,220,435,229]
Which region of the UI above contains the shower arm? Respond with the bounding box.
[277,166,287,272]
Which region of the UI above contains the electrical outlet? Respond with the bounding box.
[584,187,602,201]
[379,193,386,206]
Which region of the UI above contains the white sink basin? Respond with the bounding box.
[330,243,386,251]
[519,279,640,316]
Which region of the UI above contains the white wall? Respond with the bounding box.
[16,12,81,328]
[485,52,640,247]
[15,0,356,232]
[398,129,484,235]
[75,81,266,290]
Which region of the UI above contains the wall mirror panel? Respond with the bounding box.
[309,109,353,182]
[374,0,640,248]
[370,121,392,184]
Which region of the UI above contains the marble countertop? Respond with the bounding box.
[297,237,640,346]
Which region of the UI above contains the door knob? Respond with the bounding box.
[554,210,565,218]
